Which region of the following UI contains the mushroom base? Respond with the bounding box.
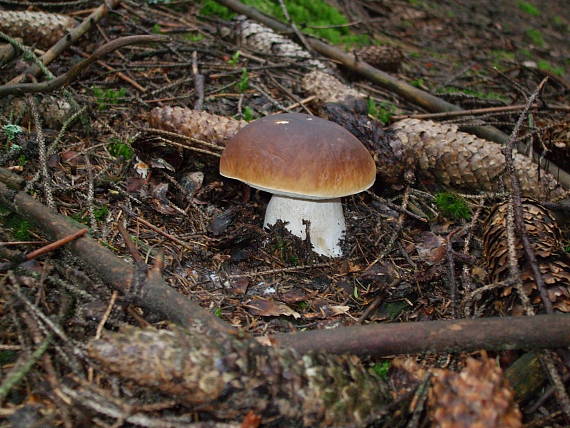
[263,195,346,258]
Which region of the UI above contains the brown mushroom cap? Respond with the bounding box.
[219,113,376,199]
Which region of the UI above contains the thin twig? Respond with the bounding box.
[0,35,169,96]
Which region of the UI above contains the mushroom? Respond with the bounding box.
[219,113,376,257]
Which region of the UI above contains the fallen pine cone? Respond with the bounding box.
[148,106,246,144]
[483,198,570,313]
[147,107,568,200]
[389,118,568,200]
[302,70,366,107]
[354,45,404,72]
[237,18,328,71]
[0,11,76,49]
[5,95,74,129]
[429,355,522,428]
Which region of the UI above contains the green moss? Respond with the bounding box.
[236,68,249,92]
[537,59,565,76]
[526,28,545,47]
[199,0,234,19]
[0,208,32,240]
[92,87,128,110]
[200,0,369,46]
[435,192,471,220]
[109,139,134,160]
[517,1,540,16]
[367,98,394,125]
[372,361,391,379]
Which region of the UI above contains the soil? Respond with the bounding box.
[0,0,568,427]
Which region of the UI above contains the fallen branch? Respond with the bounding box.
[269,314,570,356]
[7,0,122,85]
[0,180,234,336]
[0,35,169,96]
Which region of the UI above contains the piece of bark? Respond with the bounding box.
[88,325,390,427]
[504,352,546,403]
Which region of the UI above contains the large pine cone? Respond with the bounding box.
[302,70,366,107]
[0,11,76,49]
[429,356,522,428]
[389,118,568,200]
[148,106,246,144]
[354,45,404,72]
[483,199,570,313]
[237,18,328,70]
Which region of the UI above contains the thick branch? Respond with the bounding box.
[0,181,234,335]
[270,314,570,356]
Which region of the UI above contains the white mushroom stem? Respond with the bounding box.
[263,194,346,258]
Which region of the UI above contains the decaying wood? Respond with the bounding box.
[504,352,547,404]
[88,325,390,427]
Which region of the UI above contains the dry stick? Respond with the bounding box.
[504,78,553,314]
[215,0,570,190]
[391,103,540,120]
[3,180,570,358]
[7,0,122,86]
[25,229,87,261]
[27,94,54,207]
[503,78,570,419]
[0,181,234,336]
[70,46,146,92]
[0,35,169,96]
[192,51,205,111]
[270,314,570,357]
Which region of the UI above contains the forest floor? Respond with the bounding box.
[0,0,569,427]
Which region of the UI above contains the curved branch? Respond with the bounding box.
[0,35,169,96]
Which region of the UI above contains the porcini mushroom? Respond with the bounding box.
[219,113,375,257]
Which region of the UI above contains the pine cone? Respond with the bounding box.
[0,11,76,49]
[302,70,366,107]
[389,118,568,200]
[5,95,74,129]
[148,106,246,144]
[237,18,329,71]
[482,199,570,313]
[355,45,404,72]
[429,356,522,428]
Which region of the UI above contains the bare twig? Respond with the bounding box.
[0,35,169,96]
[7,0,123,85]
